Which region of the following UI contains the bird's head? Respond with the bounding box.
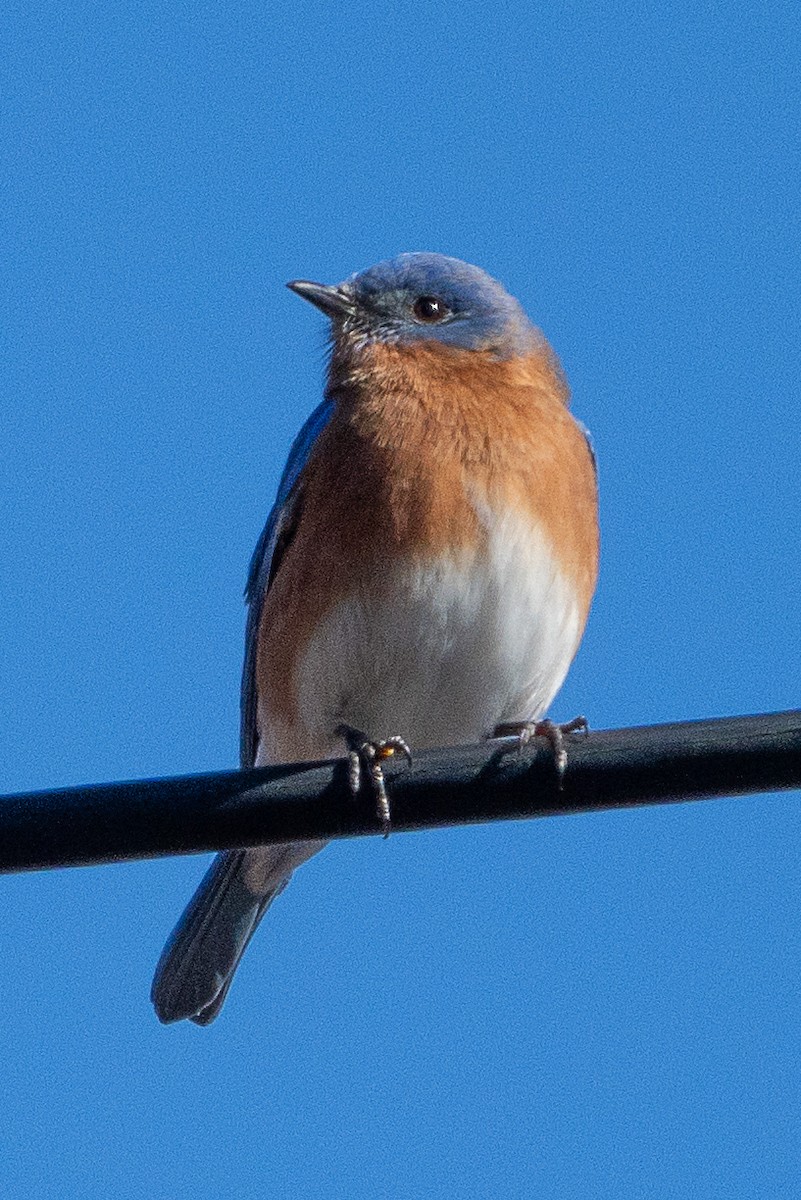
[287,252,541,360]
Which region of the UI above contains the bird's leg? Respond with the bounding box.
[492,716,588,783]
[335,724,412,836]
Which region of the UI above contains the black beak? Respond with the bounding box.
[286,279,355,318]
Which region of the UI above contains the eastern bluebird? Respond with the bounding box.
[151,252,599,1024]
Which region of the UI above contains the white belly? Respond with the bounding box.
[286,508,583,757]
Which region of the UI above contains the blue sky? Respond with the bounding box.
[3,1,801,1196]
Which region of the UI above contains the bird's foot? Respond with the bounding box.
[492,716,588,784]
[335,725,412,836]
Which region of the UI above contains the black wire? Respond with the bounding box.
[1,710,799,874]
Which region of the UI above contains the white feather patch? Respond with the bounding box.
[279,505,582,756]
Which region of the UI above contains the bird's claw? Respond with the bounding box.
[493,716,588,785]
[335,726,412,836]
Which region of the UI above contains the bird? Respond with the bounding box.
[151,252,599,1025]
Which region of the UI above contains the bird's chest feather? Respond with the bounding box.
[256,343,598,761]
[293,502,583,753]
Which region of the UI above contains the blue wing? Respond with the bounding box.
[240,398,335,766]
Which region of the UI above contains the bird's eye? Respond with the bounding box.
[412,295,450,323]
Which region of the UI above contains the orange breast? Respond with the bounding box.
[256,340,599,734]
